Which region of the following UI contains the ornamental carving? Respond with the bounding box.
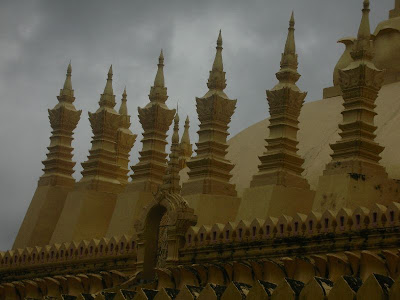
[339,64,384,91]
[138,104,175,132]
[267,87,306,117]
[196,96,236,124]
[48,106,81,131]
[88,109,121,136]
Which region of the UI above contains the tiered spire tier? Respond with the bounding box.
[131,50,176,193]
[325,0,386,177]
[115,88,137,184]
[39,63,82,187]
[250,12,309,189]
[182,31,237,196]
[80,65,122,189]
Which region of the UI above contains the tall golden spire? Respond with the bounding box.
[179,115,193,169]
[132,50,175,192]
[207,30,227,91]
[351,0,373,61]
[60,62,73,97]
[40,62,82,187]
[251,11,309,191]
[149,50,168,103]
[99,65,116,108]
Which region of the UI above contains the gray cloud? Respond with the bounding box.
[0,0,393,250]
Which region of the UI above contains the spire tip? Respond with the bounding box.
[217,30,223,47]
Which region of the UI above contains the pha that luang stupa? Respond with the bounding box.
[3,0,400,299]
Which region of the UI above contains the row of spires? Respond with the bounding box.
[40,6,308,193]
[42,0,379,198]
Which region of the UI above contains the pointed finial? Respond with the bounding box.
[174,110,180,128]
[217,29,223,47]
[153,50,165,88]
[351,0,373,61]
[60,62,74,98]
[103,65,114,95]
[119,87,128,115]
[273,11,300,88]
[290,11,295,28]
[284,11,296,56]
[185,115,189,125]
[99,65,116,108]
[206,30,227,91]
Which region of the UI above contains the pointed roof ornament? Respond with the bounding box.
[281,11,298,71]
[103,65,114,95]
[154,49,165,88]
[148,50,168,103]
[173,110,180,144]
[119,87,128,116]
[180,115,191,146]
[351,0,373,61]
[60,62,74,98]
[206,30,227,92]
[99,65,116,108]
[273,11,301,90]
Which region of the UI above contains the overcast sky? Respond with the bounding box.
[0,0,394,251]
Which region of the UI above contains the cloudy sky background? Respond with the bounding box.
[0,0,394,250]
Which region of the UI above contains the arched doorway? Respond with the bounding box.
[134,192,197,281]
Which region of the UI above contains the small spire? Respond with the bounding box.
[119,87,128,116]
[103,65,114,95]
[274,11,300,88]
[154,49,165,87]
[206,30,227,91]
[172,111,180,144]
[180,115,191,146]
[357,0,371,41]
[149,51,168,103]
[282,11,297,64]
[60,62,73,97]
[99,65,116,108]
[351,0,373,61]
[217,29,222,47]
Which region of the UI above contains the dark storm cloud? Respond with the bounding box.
[0,0,393,250]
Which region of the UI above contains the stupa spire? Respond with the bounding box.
[161,111,181,193]
[313,0,387,212]
[99,65,116,108]
[131,51,175,192]
[206,30,227,91]
[40,63,82,186]
[182,30,237,197]
[250,12,309,191]
[149,50,168,103]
